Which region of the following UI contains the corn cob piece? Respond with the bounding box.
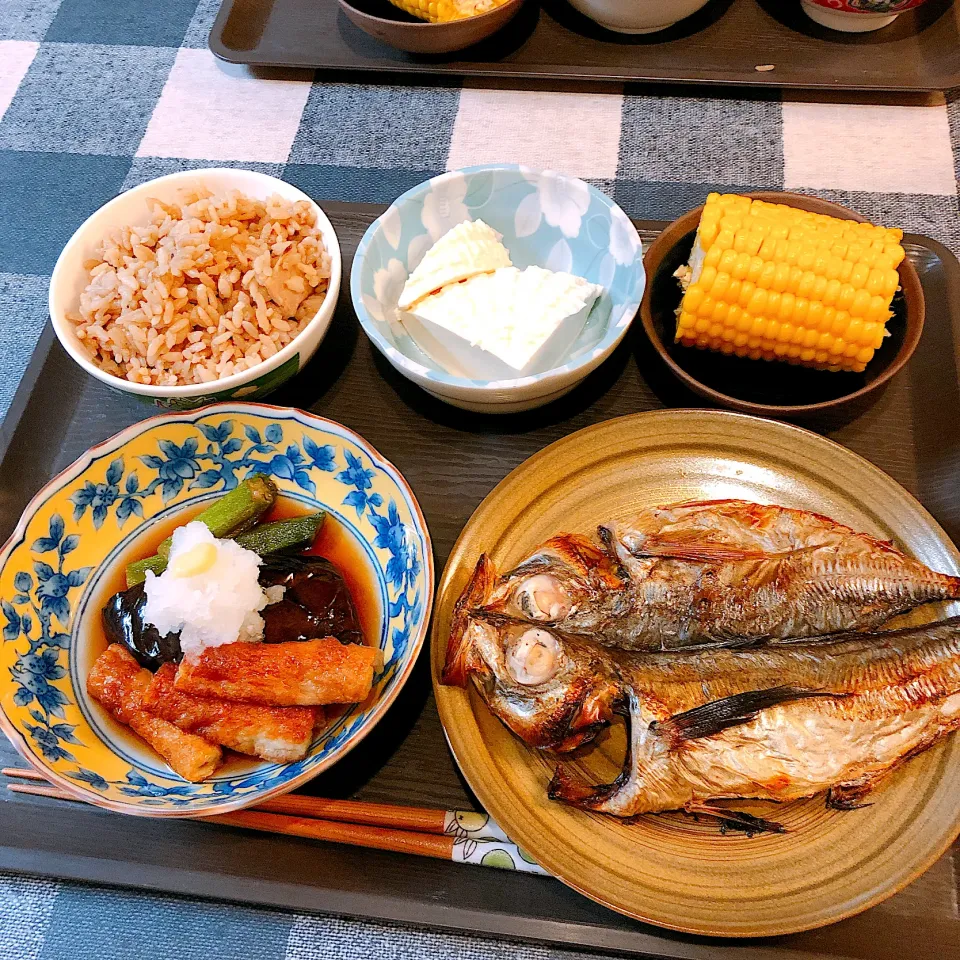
[675,193,905,373]
[385,0,510,21]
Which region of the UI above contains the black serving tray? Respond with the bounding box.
[208,0,960,91]
[2,205,959,958]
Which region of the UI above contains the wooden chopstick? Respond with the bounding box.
[7,780,455,860]
[3,767,448,834]
[2,767,43,781]
[4,768,549,874]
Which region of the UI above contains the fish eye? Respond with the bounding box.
[514,574,571,621]
[506,628,561,686]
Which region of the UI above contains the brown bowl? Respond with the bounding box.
[639,192,925,419]
[338,0,524,53]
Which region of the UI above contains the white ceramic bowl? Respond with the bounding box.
[351,166,645,414]
[49,168,342,410]
[565,0,712,33]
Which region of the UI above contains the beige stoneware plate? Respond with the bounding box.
[431,409,960,937]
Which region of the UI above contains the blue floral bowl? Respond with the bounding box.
[351,165,645,413]
[0,403,432,816]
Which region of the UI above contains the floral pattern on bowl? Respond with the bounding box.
[804,0,926,10]
[351,165,645,412]
[0,403,433,816]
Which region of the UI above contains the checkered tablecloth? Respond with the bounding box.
[2,0,960,955]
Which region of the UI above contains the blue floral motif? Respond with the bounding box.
[67,768,196,805]
[68,768,109,791]
[4,513,90,762]
[336,450,382,517]
[335,452,419,679]
[1,412,429,811]
[69,421,345,529]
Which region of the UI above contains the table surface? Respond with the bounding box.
[3,0,960,957]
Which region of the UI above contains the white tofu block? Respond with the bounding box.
[403,266,603,380]
[398,219,511,311]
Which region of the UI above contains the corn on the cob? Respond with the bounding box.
[675,193,904,373]
[386,0,509,22]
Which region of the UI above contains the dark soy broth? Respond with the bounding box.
[85,497,382,776]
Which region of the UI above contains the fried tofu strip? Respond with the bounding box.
[175,638,377,707]
[144,663,318,763]
[87,645,221,782]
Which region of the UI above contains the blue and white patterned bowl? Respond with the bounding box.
[0,403,433,816]
[351,166,645,413]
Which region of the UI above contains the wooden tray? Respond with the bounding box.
[1,205,959,958]
[208,0,960,91]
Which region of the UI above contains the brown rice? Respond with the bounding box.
[69,188,331,387]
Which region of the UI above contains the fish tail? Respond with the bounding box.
[441,554,497,687]
[683,803,786,836]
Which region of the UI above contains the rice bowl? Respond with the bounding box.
[50,169,342,409]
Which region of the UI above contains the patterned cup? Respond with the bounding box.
[800,0,930,31]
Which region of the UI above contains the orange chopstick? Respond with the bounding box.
[3,770,548,874]
[7,781,454,859]
[2,767,448,834]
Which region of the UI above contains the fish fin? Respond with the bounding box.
[626,533,821,564]
[683,802,786,836]
[653,686,837,745]
[826,777,878,811]
[596,525,633,582]
[441,555,498,687]
[548,765,626,807]
[469,608,536,628]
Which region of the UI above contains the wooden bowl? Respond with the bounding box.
[639,192,925,419]
[338,0,524,53]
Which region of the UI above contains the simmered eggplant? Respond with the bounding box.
[258,555,363,646]
[104,555,363,669]
[102,581,183,671]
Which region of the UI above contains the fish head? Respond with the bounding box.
[442,558,623,751]
[480,534,627,626]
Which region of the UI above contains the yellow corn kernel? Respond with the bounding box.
[849,288,871,319]
[386,0,510,21]
[675,193,904,373]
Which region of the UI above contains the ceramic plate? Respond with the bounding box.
[0,403,432,816]
[431,409,960,937]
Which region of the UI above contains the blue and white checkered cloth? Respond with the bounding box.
[2,0,960,955]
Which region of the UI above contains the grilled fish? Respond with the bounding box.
[443,570,960,817]
[477,500,960,650]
